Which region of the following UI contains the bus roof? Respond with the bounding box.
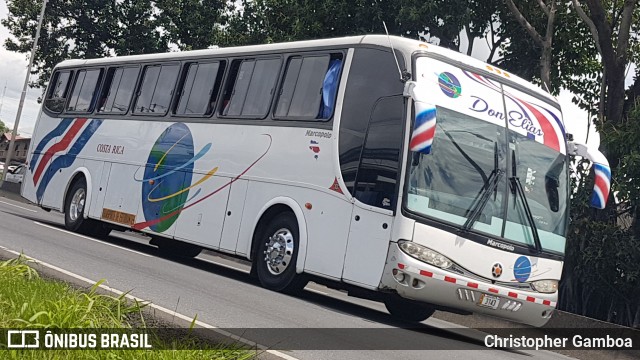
[55,35,557,105]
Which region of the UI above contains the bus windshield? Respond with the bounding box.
[406,107,568,254]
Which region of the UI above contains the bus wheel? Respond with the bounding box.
[256,212,307,293]
[384,297,435,322]
[152,236,202,258]
[64,178,93,233]
[87,222,111,238]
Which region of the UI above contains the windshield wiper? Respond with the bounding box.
[462,142,502,231]
[509,150,543,253]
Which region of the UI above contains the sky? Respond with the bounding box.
[0,1,635,145]
[0,1,41,137]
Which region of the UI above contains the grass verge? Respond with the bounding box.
[0,255,255,359]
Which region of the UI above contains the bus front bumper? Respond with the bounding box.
[380,243,557,327]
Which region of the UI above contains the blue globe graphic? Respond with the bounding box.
[141,123,194,232]
[438,72,462,98]
[513,256,532,282]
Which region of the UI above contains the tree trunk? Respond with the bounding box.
[605,62,627,124]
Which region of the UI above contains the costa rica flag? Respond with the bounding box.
[409,103,437,154]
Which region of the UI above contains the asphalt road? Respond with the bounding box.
[0,196,573,360]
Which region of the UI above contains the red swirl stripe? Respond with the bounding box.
[518,101,560,152]
[33,118,87,185]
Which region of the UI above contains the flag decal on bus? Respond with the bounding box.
[409,103,437,154]
[329,177,343,194]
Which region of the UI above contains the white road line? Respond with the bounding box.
[0,246,300,360]
[0,200,38,212]
[198,257,251,274]
[34,221,152,258]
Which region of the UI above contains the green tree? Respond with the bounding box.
[110,0,168,55]
[0,119,9,134]
[155,0,228,50]
[2,0,117,89]
[223,0,504,58]
[504,0,558,91]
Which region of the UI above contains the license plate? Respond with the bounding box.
[478,293,500,309]
[101,208,136,226]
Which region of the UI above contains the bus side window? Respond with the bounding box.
[134,64,180,115]
[66,69,103,113]
[175,61,225,116]
[44,70,73,113]
[274,54,342,120]
[99,66,140,114]
[354,96,405,210]
[221,58,281,118]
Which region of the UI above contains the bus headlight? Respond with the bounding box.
[531,279,558,293]
[398,240,452,269]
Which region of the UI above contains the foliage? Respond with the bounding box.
[110,0,169,56]
[155,0,229,51]
[561,158,640,328]
[0,255,255,358]
[2,0,117,89]
[223,0,503,54]
[0,119,9,134]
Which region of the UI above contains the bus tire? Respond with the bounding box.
[384,297,435,322]
[152,236,202,258]
[255,212,307,293]
[87,222,112,238]
[64,178,94,234]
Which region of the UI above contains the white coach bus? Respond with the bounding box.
[22,35,610,326]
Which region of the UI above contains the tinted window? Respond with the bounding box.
[135,64,179,115]
[51,71,71,98]
[339,48,405,194]
[99,67,140,113]
[67,69,102,113]
[45,70,73,113]
[275,55,335,119]
[176,61,224,116]
[221,58,281,117]
[354,96,405,209]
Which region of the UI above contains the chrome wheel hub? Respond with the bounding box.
[263,228,294,275]
[69,188,85,222]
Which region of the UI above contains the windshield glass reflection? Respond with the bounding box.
[406,107,568,254]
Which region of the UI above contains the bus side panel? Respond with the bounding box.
[303,191,352,279]
[23,115,66,205]
[173,173,231,248]
[89,162,112,219]
[219,179,249,252]
[40,154,74,211]
[102,163,141,228]
[238,181,351,280]
[342,203,393,289]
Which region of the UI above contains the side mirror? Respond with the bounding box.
[568,141,611,209]
[545,177,559,212]
[404,81,437,154]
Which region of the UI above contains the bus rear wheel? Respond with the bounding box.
[65,178,110,237]
[255,212,307,293]
[384,297,435,323]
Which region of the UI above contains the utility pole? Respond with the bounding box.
[1,0,47,187]
[0,81,7,116]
